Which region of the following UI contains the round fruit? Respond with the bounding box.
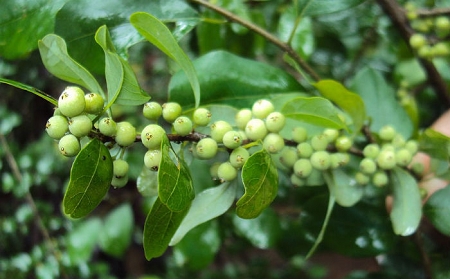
[395,148,412,167]
[196,138,218,159]
[263,133,285,153]
[293,159,313,178]
[162,102,182,123]
[405,140,418,155]
[217,162,238,182]
[143,102,163,120]
[335,136,353,152]
[99,117,117,137]
[58,86,86,117]
[292,126,308,143]
[379,125,396,141]
[113,159,129,178]
[297,142,313,158]
[265,112,286,133]
[45,115,69,139]
[330,153,350,169]
[68,114,92,138]
[311,134,329,151]
[279,147,299,168]
[362,143,380,159]
[435,16,450,32]
[359,158,377,174]
[144,149,162,171]
[245,118,268,141]
[84,93,104,114]
[355,172,369,185]
[310,151,331,170]
[209,162,221,180]
[290,173,306,187]
[141,124,166,149]
[210,120,233,143]
[58,134,80,157]
[173,116,193,136]
[376,149,396,170]
[252,99,274,119]
[115,121,136,147]
[229,146,250,168]
[372,171,389,187]
[193,107,212,126]
[409,34,427,49]
[111,175,128,188]
[323,129,339,142]
[235,109,253,130]
[223,130,242,149]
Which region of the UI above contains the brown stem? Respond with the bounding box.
[190,0,321,82]
[416,7,450,17]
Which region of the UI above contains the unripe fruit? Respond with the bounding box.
[58,134,80,157]
[435,17,450,32]
[418,45,433,58]
[381,144,395,152]
[310,151,331,170]
[58,86,86,117]
[311,134,329,151]
[265,112,286,133]
[210,120,233,143]
[376,149,396,170]
[392,134,406,148]
[292,126,308,143]
[217,162,238,182]
[279,147,299,168]
[245,118,268,141]
[46,115,69,139]
[113,159,129,178]
[290,173,306,187]
[173,116,193,136]
[395,148,412,167]
[323,129,339,142]
[223,130,242,149]
[99,117,117,137]
[84,93,104,114]
[297,142,313,158]
[235,109,253,130]
[330,152,350,169]
[405,140,418,155]
[293,159,313,178]
[162,102,182,123]
[193,107,212,126]
[379,125,396,141]
[409,34,427,49]
[359,158,377,174]
[411,162,425,176]
[252,99,274,119]
[196,138,218,159]
[229,146,250,168]
[209,162,221,180]
[431,42,450,57]
[68,114,92,138]
[355,172,369,185]
[144,149,162,171]
[143,102,162,120]
[335,136,353,152]
[115,121,136,147]
[263,133,285,153]
[111,175,128,188]
[363,143,380,159]
[141,124,165,149]
[372,171,389,187]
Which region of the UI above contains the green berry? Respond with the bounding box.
[162,102,182,123]
[99,117,117,137]
[392,134,406,148]
[330,152,350,169]
[58,86,86,117]
[395,148,412,167]
[376,150,396,170]
[265,112,286,133]
[418,45,433,58]
[310,151,331,171]
[263,133,285,153]
[411,162,425,176]
[223,130,242,149]
[323,129,339,142]
[58,134,80,157]
[211,120,233,143]
[141,124,165,149]
[115,121,136,147]
[111,175,128,188]
[311,134,329,151]
[113,159,129,178]
[245,118,268,141]
[292,127,308,143]
[209,162,221,180]
[335,136,353,152]
[235,109,253,130]
[173,116,193,136]
[279,147,299,168]
[217,162,238,182]
[372,171,389,187]
[46,115,69,139]
[290,173,306,187]
[196,138,218,159]
[84,93,104,114]
[355,172,369,185]
[297,142,313,158]
[431,43,450,57]
[409,34,427,49]
[144,149,162,171]
[143,102,163,120]
[68,114,92,138]
[252,99,275,119]
[293,159,313,178]
[229,146,250,168]
[193,107,212,126]
[405,140,419,155]
[379,125,396,141]
[363,144,380,159]
[435,17,450,32]
[359,158,377,174]
[381,144,395,152]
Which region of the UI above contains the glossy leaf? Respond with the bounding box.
[38,34,104,95]
[170,182,237,246]
[277,10,314,59]
[389,167,422,236]
[325,169,363,207]
[394,59,426,87]
[131,12,200,108]
[298,0,366,16]
[98,203,134,257]
[143,197,189,260]
[423,185,450,236]
[0,0,67,59]
[350,67,413,139]
[314,80,366,134]
[63,138,113,219]
[158,135,195,212]
[136,167,159,197]
[168,50,304,108]
[0,78,57,106]
[281,97,347,129]
[419,128,450,160]
[237,149,278,219]
[67,218,102,264]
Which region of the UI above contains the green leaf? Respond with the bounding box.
[67,218,102,264]
[170,182,237,246]
[130,12,200,108]
[350,67,413,139]
[0,0,67,59]
[298,0,366,16]
[423,185,450,236]
[158,136,195,212]
[281,97,347,129]
[63,138,113,219]
[98,203,134,258]
[313,80,366,134]
[38,34,104,95]
[325,169,363,207]
[277,10,314,59]
[389,167,422,236]
[232,208,282,249]
[419,128,450,160]
[143,197,190,260]
[168,50,304,108]
[237,149,278,219]
[394,59,426,87]
[0,78,57,106]
[137,167,159,197]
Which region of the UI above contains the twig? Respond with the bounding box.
[416,7,450,17]
[189,0,321,82]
